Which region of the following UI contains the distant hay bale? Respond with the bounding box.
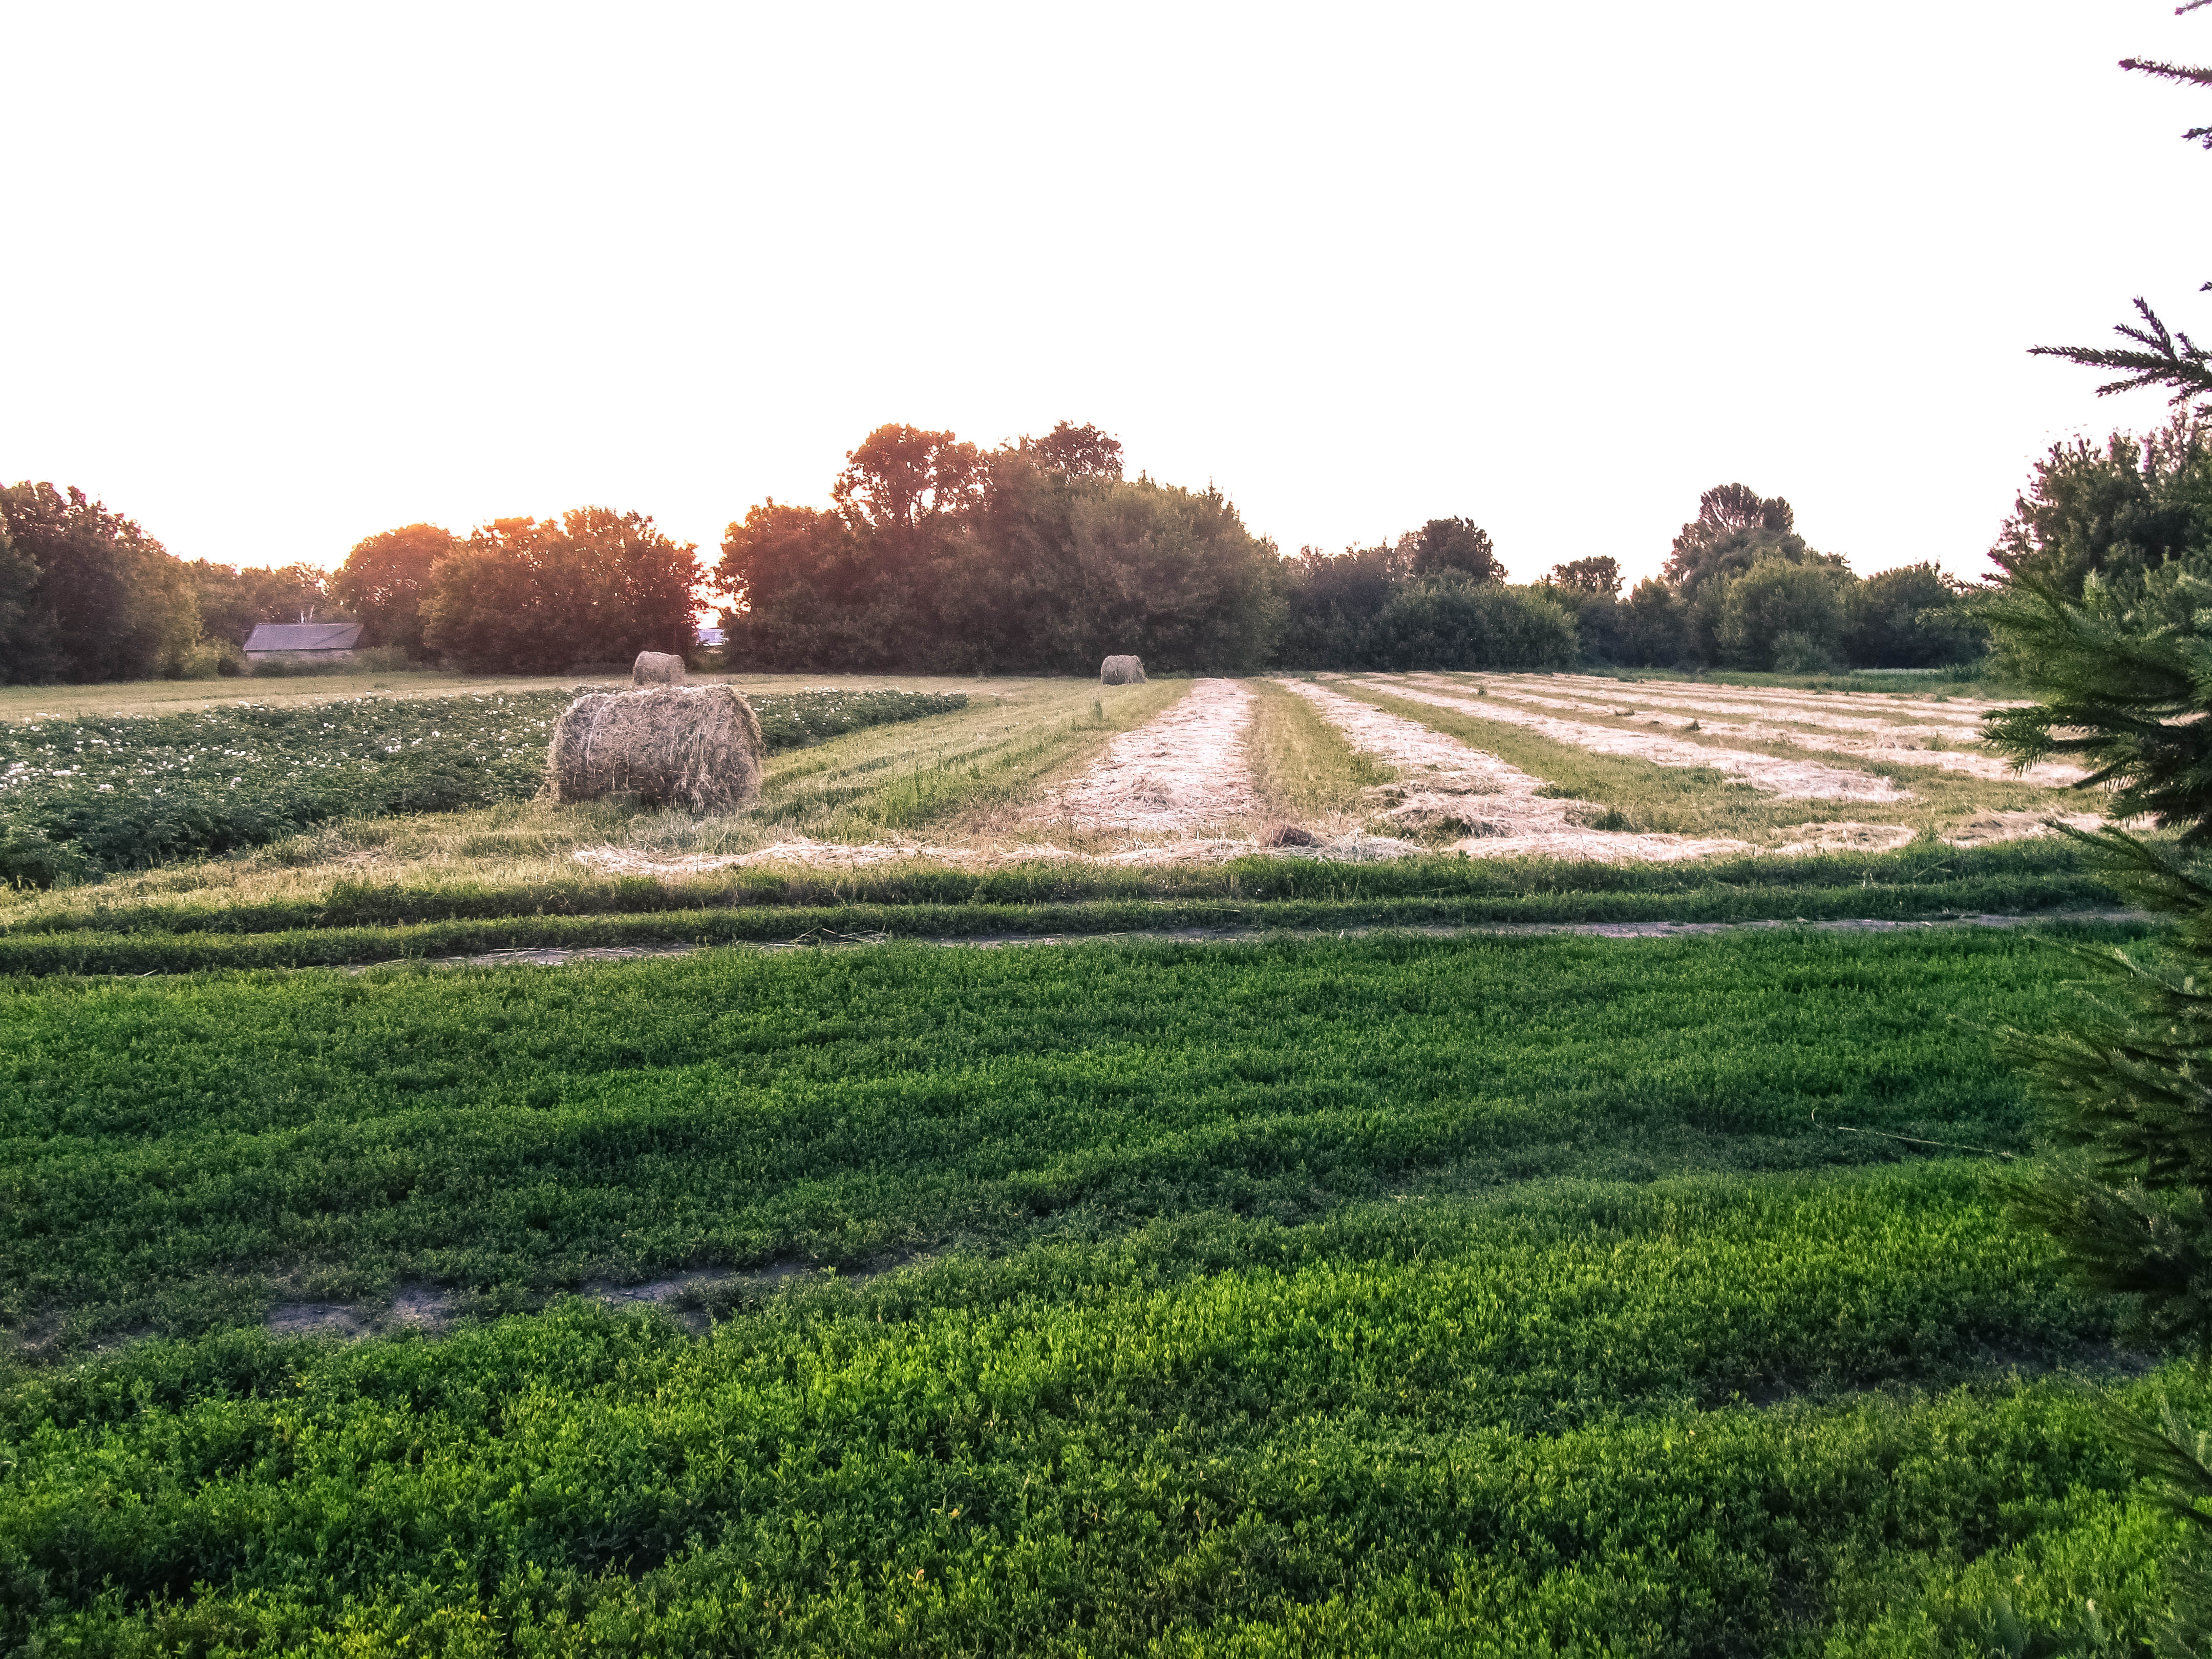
[1100,654,1146,685]
[1258,821,1317,848]
[632,651,686,685]
[547,685,764,812]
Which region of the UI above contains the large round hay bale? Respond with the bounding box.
[547,685,764,812]
[1100,654,1146,685]
[632,650,686,685]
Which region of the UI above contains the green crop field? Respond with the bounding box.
[1,924,2195,1653]
[0,669,2183,1654]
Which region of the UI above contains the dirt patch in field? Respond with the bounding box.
[1366,677,1909,803]
[1282,679,1754,862]
[1030,677,1258,832]
[1459,678,2080,786]
[266,1303,370,1339]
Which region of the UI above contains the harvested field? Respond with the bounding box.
[1282,679,1754,861]
[1449,674,2083,785]
[1027,677,1258,833]
[1360,676,1911,802]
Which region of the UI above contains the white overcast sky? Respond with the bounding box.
[5,2,2208,587]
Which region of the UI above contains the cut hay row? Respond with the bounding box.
[1281,679,1753,862]
[1442,676,2082,786]
[1028,677,1259,833]
[1355,677,1911,803]
[1530,672,2026,717]
[1465,674,1989,740]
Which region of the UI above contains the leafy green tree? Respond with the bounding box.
[1368,575,1577,671]
[1410,517,1501,582]
[1615,577,1689,667]
[1663,483,1843,663]
[0,482,200,684]
[1847,563,1980,668]
[1549,556,1622,597]
[334,524,458,656]
[1715,555,1856,671]
[1991,417,2212,600]
[0,513,41,673]
[422,509,700,673]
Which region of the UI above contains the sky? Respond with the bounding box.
[6,1,2209,589]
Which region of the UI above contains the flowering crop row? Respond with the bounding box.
[0,687,966,885]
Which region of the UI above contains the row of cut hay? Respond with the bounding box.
[1431,676,2081,786]
[1280,679,1753,862]
[1462,674,1990,740]
[1355,677,1909,802]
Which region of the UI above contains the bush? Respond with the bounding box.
[1368,576,1578,670]
[1715,555,1855,670]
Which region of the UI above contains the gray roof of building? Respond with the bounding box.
[243,622,365,652]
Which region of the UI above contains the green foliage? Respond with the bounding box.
[1990,417,2212,601]
[724,428,1282,673]
[1366,575,1578,670]
[1983,553,2212,843]
[0,922,2188,1652]
[331,522,457,656]
[1851,562,1983,668]
[422,508,703,673]
[1715,552,1856,670]
[0,482,203,685]
[1408,516,1501,581]
[0,928,2117,1341]
[0,688,964,881]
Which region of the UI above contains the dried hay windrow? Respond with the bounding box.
[1366,678,1908,803]
[1036,678,1256,831]
[1282,679,1753,863]
[547,685,764,812]
[1451,677,2081,785]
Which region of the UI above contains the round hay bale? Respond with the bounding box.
[1100,654,1146,685]
[547,685,764,812]
[632,650,686,685]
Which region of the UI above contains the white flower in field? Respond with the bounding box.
[98,783,113,791]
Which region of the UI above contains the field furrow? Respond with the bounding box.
[1360,676,1911,802]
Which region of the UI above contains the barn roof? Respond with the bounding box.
[244,622,364,653]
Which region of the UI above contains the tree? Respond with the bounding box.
[1615,578,1689,667]
[0,513,41,673]
[1410,517,1501,582]
[1662,483,1843,664]
[1549,556,1622,597]
[1715,555,1856,672]
[1019,420,1124,480]
[1989,417,2212,599]
[334,524,458,656]
[421,508,700,673]
[1847,564,1980,669]
[0,482,200,684]
[1993,9,2212,1644]
[1367,575,1577,672]
[187,561,334,648]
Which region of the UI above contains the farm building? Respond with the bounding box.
[242,621,365,667]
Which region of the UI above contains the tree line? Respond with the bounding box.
[22,414,2174,685]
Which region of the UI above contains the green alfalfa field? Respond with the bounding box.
[0,671,2185,1654]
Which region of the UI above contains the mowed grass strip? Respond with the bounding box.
[1244,676,1393,824]
[0,838,2116,939]
[0,1164,2162,1654]
[0,927,2119,1341]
